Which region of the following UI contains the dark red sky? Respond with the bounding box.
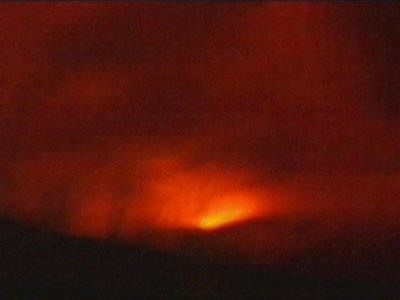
[1,3,400,277]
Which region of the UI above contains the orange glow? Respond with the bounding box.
[197,204,255,230]
[2,3,400,277]
[101,155,276,239]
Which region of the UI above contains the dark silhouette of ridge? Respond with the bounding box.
[0,217,399,298]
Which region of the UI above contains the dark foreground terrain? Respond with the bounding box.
[0,218,398,299]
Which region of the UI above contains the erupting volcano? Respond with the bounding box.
[1,3,400,287]
[197,202,255,230]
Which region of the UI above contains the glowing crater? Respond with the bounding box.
[198,207,252,230]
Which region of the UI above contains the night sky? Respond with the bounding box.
[1,2,400,282]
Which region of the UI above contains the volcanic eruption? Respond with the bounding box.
[0,2,400,281]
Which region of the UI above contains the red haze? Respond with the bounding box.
[1,3,400,277]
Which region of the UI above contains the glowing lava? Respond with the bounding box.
[198,207,252,230]
[134,157,271,234]
[194,194,263,231]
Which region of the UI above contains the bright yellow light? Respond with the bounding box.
[198,207,250,230]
